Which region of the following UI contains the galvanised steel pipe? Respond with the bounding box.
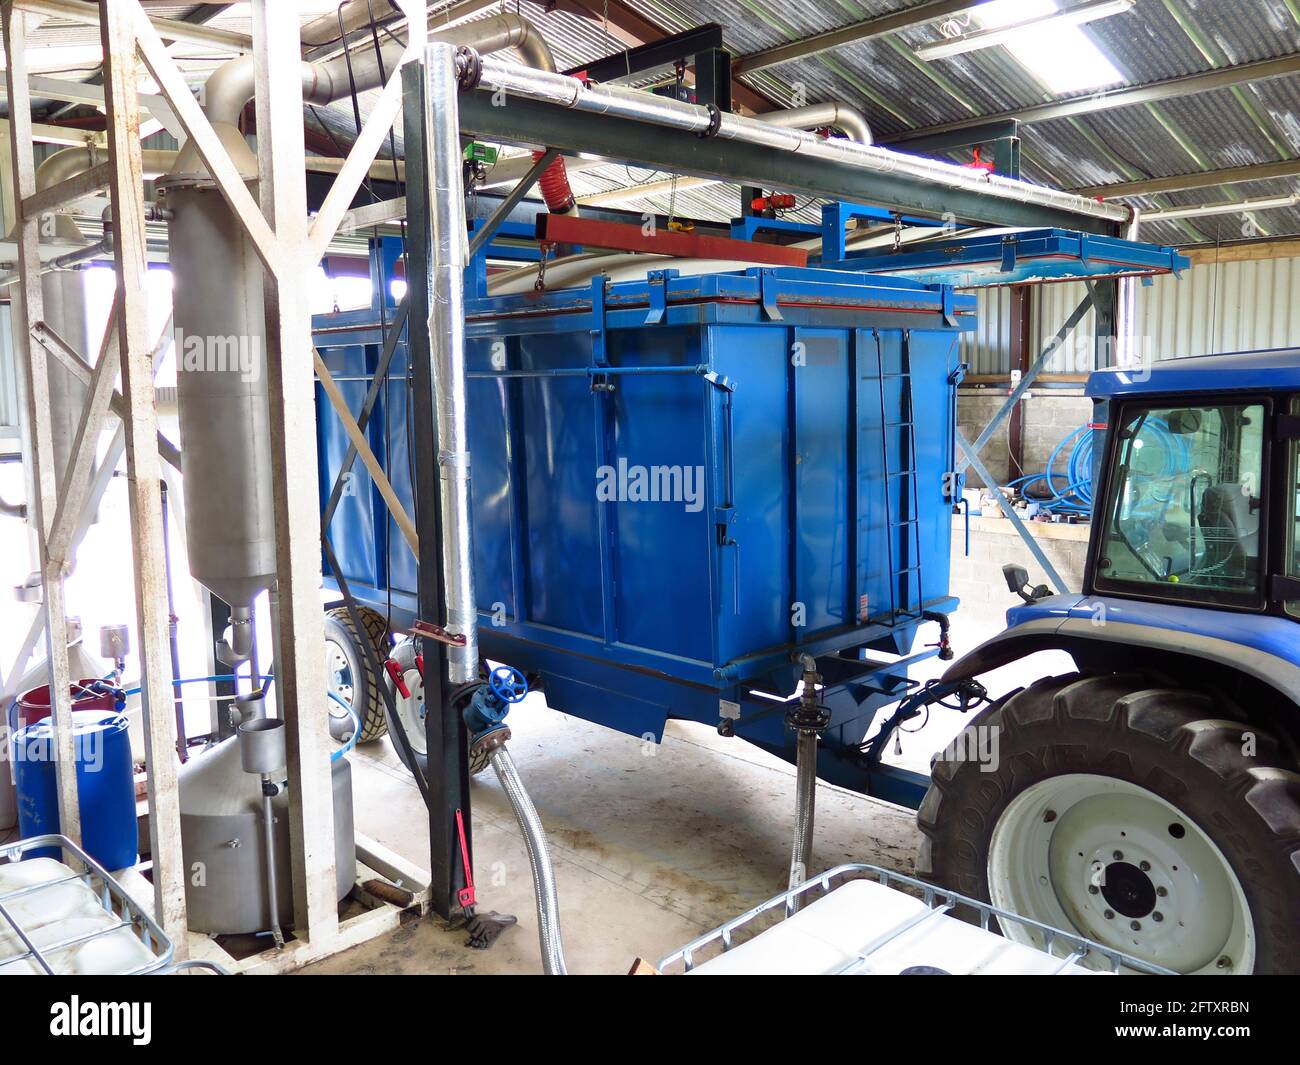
[468,53,1131,227]
[426,43,479,684]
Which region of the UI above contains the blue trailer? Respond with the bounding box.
[317,261,974,806]
[312,226,1300,973]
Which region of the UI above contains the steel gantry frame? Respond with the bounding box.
[0,0,431,971]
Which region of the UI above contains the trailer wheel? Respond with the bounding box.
[917,672,1300,974]
[323,605,390,743]
[382,638,490,780]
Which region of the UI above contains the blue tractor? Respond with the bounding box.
[918,350,1300,974]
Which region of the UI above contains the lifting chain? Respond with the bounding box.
[534,241,554,292]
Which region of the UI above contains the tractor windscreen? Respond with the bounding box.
[1095,400,1266,607]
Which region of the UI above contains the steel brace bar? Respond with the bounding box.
[958,286,1095,474]
[467,147,558,258]
[957,429,1070,594]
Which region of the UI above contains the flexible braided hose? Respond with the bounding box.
[490,746,568,974]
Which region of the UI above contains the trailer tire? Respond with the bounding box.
[323,605,390,743]
[382,639,490,782]
[916,672,1300,974]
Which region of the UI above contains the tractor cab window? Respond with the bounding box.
[1095,401,1266,607]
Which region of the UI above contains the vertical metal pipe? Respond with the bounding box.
[159,479,187,762]
[261,782,285,948]
[1117,208,1142,369]
[423,43,478,684]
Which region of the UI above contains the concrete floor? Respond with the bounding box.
[304,618,1075,975]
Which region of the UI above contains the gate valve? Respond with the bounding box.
[464,666,529,743]
[384,657,411,699]
[488,665,529,704]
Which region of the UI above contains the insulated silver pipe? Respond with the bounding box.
[471,54,1131,226]
[491,746,567,975]
[425,43,478,683]
[579,100,872,208]
[204,11,555,126]
[770,101,873,144]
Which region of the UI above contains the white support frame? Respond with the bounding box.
[3,0,428,965]
[2,0,82,848]
[97,0,189,948]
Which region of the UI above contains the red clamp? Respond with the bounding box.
[415,653,425,679]
[455,808,476,908]
[383,657,411,699]
[964,147,996,174]
[409,619,467,647]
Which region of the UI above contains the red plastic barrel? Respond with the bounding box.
[16,681,116,729]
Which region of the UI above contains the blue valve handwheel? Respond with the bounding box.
[488,665,528,704]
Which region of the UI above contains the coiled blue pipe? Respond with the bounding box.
[1008,424,1095,516]
[1008,416,1191,521]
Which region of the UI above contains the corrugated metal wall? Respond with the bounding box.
[971,253,1300,376]
[1131,254,1300,360]
[960,286,1014,376]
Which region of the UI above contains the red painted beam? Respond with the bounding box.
[536,214,808,267]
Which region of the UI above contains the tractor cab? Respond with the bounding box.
[1087,349,1300,617]
[920,349,1300,975]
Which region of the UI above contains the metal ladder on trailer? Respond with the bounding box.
[874,331,925,624]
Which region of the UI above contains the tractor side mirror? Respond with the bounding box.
[1003,563,1052,604]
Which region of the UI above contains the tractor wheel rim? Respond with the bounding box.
[987,773,1254,974]
[324,639,354,720]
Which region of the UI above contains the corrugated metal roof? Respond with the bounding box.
[518,0,1300,244]
[15,0,1300,246]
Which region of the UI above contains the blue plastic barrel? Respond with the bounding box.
[13,709,137,870]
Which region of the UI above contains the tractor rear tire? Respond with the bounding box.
[917,672,1300,974]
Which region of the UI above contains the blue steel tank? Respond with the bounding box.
[316,264,975,805]
[14,709,138,870]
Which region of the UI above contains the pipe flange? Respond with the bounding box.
[153,172,222,195]
[697,103,722,139]
[455,46,483,91]
[469,725,511,763]
[787,705,831,733]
